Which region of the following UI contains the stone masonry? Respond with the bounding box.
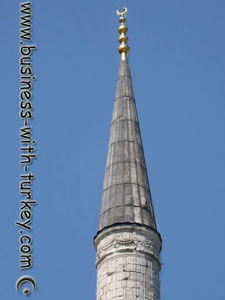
[95,225,161,300]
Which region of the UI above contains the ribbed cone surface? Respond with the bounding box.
[98,59,157,232]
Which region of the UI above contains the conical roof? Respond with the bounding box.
[98,58,157,232]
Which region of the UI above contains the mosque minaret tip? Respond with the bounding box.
[94,8,162,300]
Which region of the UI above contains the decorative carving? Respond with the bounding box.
[97,231,159,259]
[95,226,161,269]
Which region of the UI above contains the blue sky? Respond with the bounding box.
[0,0,225,299]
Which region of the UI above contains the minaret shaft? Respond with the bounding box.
[95,224,161,300]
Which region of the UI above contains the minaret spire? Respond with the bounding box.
[94,9,162,300]
[97,8,157,233]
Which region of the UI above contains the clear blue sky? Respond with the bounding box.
[0,0,225,299]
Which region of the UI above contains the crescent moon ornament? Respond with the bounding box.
[16,275,37,296]
[117,7,128,16]
[117,6,129,60]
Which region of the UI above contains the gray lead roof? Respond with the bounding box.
[98,58,157,232]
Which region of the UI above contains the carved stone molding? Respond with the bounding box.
[95,225,161,268]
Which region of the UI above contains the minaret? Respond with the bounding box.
[94,8,162,300]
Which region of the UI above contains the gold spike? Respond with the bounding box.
[117,7,129,60]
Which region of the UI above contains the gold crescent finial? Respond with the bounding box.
[116,7,129,60]
[116,7,128,16]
